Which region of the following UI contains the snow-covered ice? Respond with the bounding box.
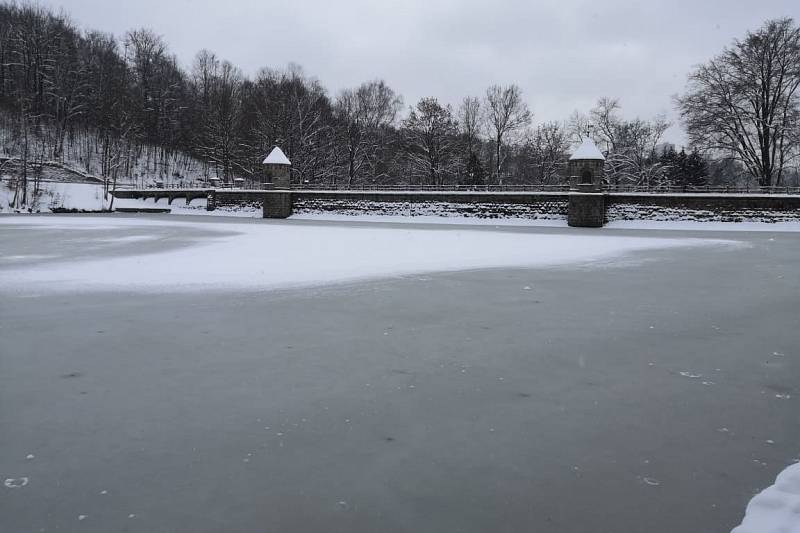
[606,220,800,232]
[297,213,800,232]
[291,212,567,227]
[731,462,800,533]
[0,216,741,293]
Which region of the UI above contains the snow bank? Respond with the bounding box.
[0,216,739,293]
[731,462,800,533]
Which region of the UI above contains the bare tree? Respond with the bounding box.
[402,97,459,185]
[190,52,245,182]
[529,122,569,184]
[483,84,531,184]
[589,97,620,153]
[458,96,481,157]
[566,110,591,144]
[334,80,402,185]
[677,18,800,186]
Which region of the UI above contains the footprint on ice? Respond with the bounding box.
[4,477,29,488]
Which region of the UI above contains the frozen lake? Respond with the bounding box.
[1,215,798,532]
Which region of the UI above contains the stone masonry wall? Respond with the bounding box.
[605,194,800,223]
[113,189,800,223]
[293,195,568,220]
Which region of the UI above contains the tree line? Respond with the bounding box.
[1,3,798,198]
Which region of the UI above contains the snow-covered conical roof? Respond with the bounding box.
[569,138,605,161]
[262,146,291,166]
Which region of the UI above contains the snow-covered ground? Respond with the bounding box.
[731,462,800,533]
[0,216,741,293]
[0,181,110,212]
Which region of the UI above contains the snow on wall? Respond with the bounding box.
[293,198,568,220]
[606,203,800,224]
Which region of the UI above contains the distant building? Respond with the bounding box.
[262,146,291,189]
[567,138,605,191]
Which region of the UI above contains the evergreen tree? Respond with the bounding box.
[464,152,485,185]
[684,149,708,186]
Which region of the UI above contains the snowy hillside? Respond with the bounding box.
[0,180,110,213]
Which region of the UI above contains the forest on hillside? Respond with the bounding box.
[1,3,798,203]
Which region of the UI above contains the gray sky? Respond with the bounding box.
[49,0,799,144]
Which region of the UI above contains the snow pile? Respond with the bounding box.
[0,216,739,293]
[731,462,800,533]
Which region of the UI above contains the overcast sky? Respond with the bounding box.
[47,0,799,144]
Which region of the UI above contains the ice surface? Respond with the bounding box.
[0,216,740,293]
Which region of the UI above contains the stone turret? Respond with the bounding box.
[262,146,291,189]
[568,138,605,192]
[567,138,606,227]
